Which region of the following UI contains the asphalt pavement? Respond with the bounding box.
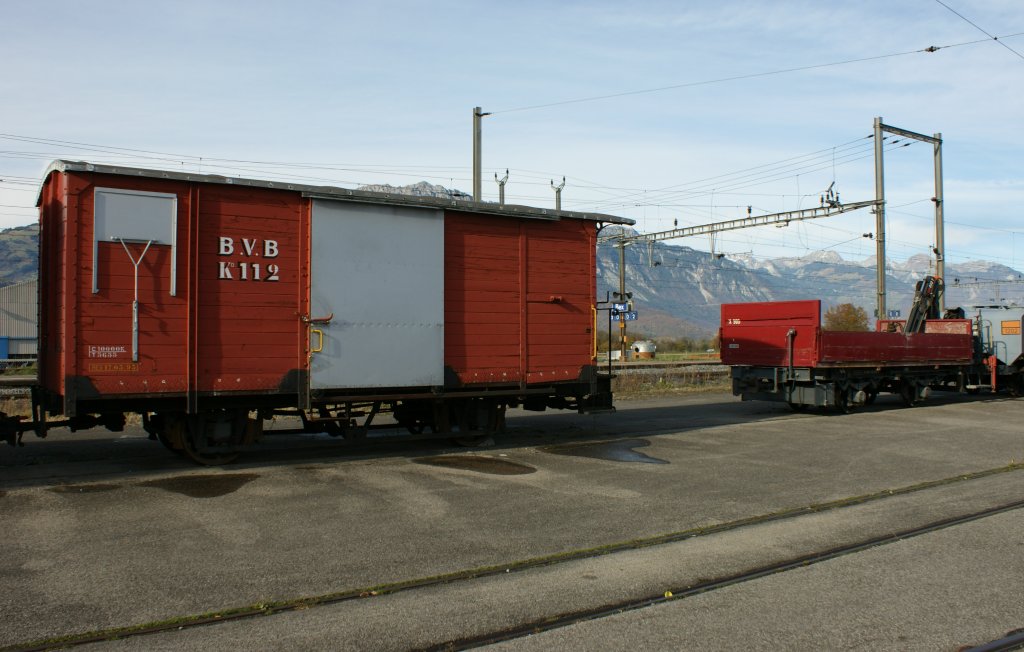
[2,390,1022,650]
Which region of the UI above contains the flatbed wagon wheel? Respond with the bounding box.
[899,382,920,407]
[834,387,855,414]
[1007,376,1023,397]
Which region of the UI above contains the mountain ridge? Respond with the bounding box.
[3,181,1021,338]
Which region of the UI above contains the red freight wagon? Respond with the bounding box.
[721,300,976,411]
[20,160,633,462]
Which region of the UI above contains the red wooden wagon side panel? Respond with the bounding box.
[444,213,596,387]
[444,214,522,384]
[71,174,190,397]
[39,170,307,406]
[38,170,67,397]
[819,324,973,364]
[523,218,595,384]
[720,300,821,367]
[194,185,305,394]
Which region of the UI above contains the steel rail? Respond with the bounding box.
[964,629,1024,652]
[432,499,1024,651]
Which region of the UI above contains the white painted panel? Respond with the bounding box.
[94,188,176,244]
[310,200,444,389]
[93,188,177,295]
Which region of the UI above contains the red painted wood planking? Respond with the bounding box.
[37,165,601,411]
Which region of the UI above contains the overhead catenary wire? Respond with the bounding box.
[0,112,1008,269]
[0,132,872,196]
[581,138,914,212]
[0,131,909,214]
[576,136,876,209]
[490,32,1024,115]
[603,209,1024,271]
[0,32,1019,204]
[932,0,1024,61]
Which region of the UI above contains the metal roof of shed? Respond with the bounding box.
[39,160,635,226]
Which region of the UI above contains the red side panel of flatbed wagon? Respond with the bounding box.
[817,327,973,364]
[38,166,599,414]
[720,300,822,367]
[721,300,974,368]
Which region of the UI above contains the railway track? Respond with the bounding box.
[968,630,1024,652]
[428,499,1024,650]
[5,461,1021,652]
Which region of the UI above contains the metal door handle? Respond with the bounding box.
[311,328,324,353]
[301,312,334,325]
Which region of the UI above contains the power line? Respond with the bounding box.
[0,134,474,172]
[582,139,913,211]
[491,32,1024,115]
[932,0,1024,61]
[0,133,908,218]
[581,136,874,207]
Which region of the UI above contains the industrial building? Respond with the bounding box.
[0,279,37,365]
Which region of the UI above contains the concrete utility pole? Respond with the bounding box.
[551,177,565,211]
[494,169,509,206]
[874,117,887,320]
[933,132,945,312]
[614,240,631,361]
[472,107,490,201]
[873,117,946,316]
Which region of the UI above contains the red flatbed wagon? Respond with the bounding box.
[10,160,634,462]
[721,300,978,410]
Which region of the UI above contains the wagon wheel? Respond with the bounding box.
[835,388,854,414]
[146,413,187,456]
[450,400,504,447]
[1008,376,1023,397]
[180,415,240,466]
[156,431,179,453]
[899,383,920,407]
[405,422,436,436]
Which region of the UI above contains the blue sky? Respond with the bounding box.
[1,0,1022,268]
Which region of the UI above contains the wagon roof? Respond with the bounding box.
[38,160,635,226]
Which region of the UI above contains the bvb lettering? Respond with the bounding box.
[217,236,281,281]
